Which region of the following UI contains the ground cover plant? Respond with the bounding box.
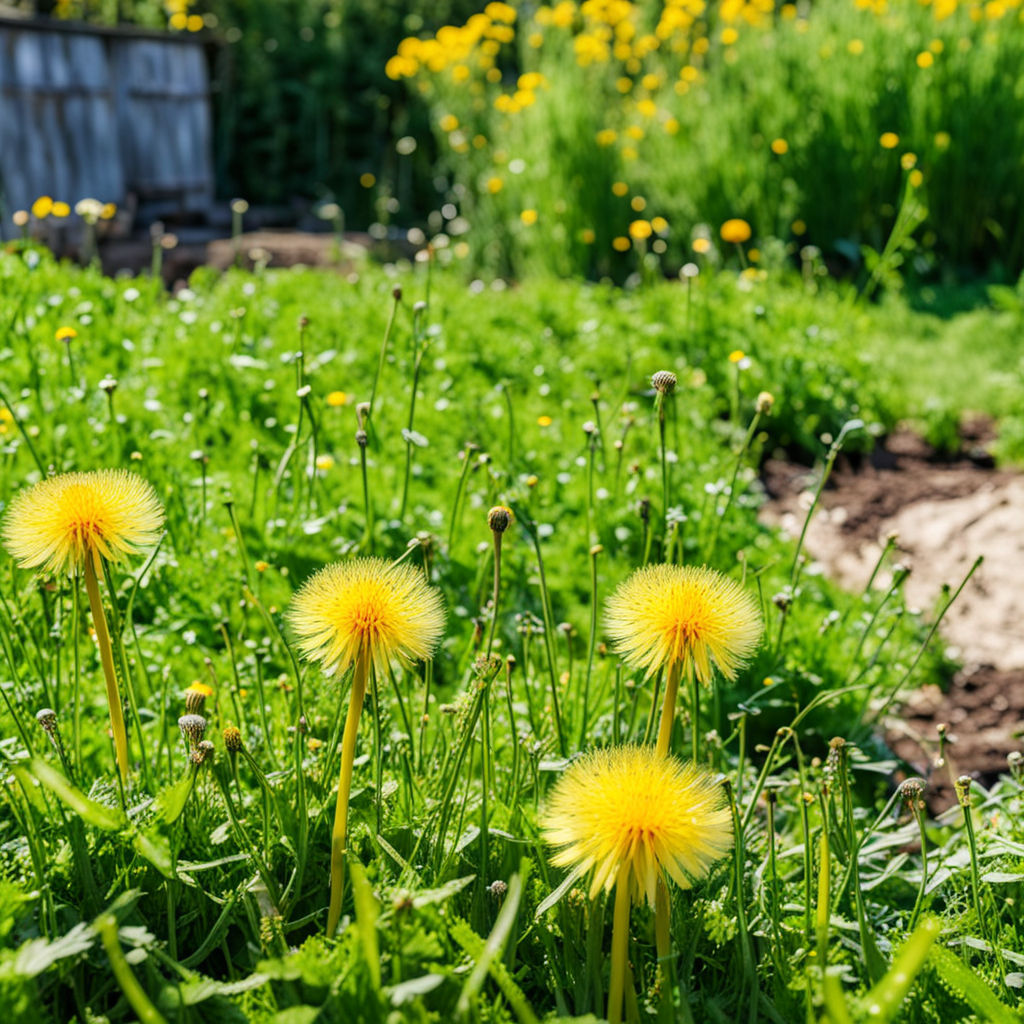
[0,241,1022,1022]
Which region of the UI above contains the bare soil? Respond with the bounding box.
[761,426,1024,797]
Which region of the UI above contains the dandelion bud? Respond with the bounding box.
[651,370,677,395]
[954,775,973,806]
[487,879,508,899]
[638,497,650,523]
[190,739,215,765]
[99,375,118,394]
[590,543,603,556]
[487,505,513,534]
[899,777,925,805]
[756,391,774,415]
[36,708,58,733]
[223,725,243,752]
[178,713,207,748]
[298,314,310,329]
[582,420,598,436]
[392,285,402,301]
[355,429,368,448]
[184,688,206,714]
[505,654,516,671]
[230,198,249,215]
[413,300,427,314]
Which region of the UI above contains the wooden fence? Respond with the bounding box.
[0,16,213,233]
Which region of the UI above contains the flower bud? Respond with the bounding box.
[756,391,774,414]
[651,370,677,395]
[487,505,513,533]
[178,713,207,749]
[223,725,243,752]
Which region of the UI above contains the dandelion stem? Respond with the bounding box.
[608,866,631,1024]
[83,558,129,783]
[485,531,502,660]
[97,915,167,1024]
[655,660,681,758]
[326,648,369,938]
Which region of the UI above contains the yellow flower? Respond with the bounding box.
[315,454,336,471]
[651,216,668,233]
[2,470,165,575]
[55,326,77,342]
[728,349,746,363]
[537,415,553,427]
[186,681,214,698]
[916,50,934,68]
[901,152,917,170]
[692,237,712,254]
[612,236,630,252]
[720,218,752,244]
[100,203,117,220]
[359,173,376,188]
[605,564,762,683]
[770,137,788,155]
[792,219,807,234]
[520,208,538,225]
[487,176,504,194]
[879,131,900,149]
[721,27,738,45]
[440,114,459,132]
[628,219,652,240]
[934,130,951,150]
[32,196,53,218]
[542,745,733,904]
[326,391,348,407]
[288,558,445,677]
[255,560,270,572]
[580,228,596,244]
[909,169,924,188]
[611,181,629,197]
[52,202,70,218]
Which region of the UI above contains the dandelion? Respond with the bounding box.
[520,209,538,226]
[289,558,445,936]
[628,219,652,241]
[771,137,789,155]
[52,202,70,218]
[720,218,752,244]
[879,131,900,149]
[605,564,761,760]
[2,470,164,782]
[692,237,712,254]
[32,196,53,218]
[542,745,732,1024]
[326,390,348,407]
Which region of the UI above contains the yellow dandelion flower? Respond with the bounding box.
[32,196,53,218]
[290,558,444,938]
[879,131,900,149]
[326,390,348,407]
[611,181,629,197]
[55,326,77,342]
[186,681,214,698]
[315,454,335,471]
[537,415,553,427]
[542,745,733,1023]
[520,208,538,225]
[612,236,630,252]
[728,349,746,364]
[692,237,712,254]
[2,470,165,576]
[605,564,762,684]
[359,172,376,188]
[770,137,789,155]
[720,218,752,244]
[487,176,504,194]
[288,558,445,678]
[543,745,733,904]
[52,201,70,218]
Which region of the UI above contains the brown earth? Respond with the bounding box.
[761,426,1024,798]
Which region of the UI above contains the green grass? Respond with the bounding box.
[0,246,1021,1022]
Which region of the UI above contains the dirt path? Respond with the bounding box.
[761,429,1024,795]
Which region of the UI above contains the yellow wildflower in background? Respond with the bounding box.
[771,137,789,155]
[520,209,538,225]
[32,196,53,218]
[720,218,752,244]
[2,470,165,576]
[879,131,900,149]
[52,202,70,218]
[55,326,77,342]
[628,219,652,240]
[326,391,349,407]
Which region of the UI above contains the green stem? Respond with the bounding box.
[608,867,631,1024]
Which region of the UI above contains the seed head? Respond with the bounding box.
[178,713,207,748]
[36,708,58,733]
[190,739,215,766]
[487,505,513,534]
[756,391,774,414]
[651,370,677,395]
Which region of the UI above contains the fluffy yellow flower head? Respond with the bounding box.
[542,745,733,905]
[2,470,165,575]
[605,564,762,682]
[289,558,445,676]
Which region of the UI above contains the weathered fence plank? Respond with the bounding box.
[0,15,213,235]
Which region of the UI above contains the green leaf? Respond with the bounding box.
[929,944,1021,1021]
[388,974,445,1006]
[350,859,381,992]
[411,874,475,909]
[19,759,125,831]
[862,916,941,1022]
[154,772,195,825]
[536,862,588,917]
[12,923,95,977]
[132,830,174,879]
